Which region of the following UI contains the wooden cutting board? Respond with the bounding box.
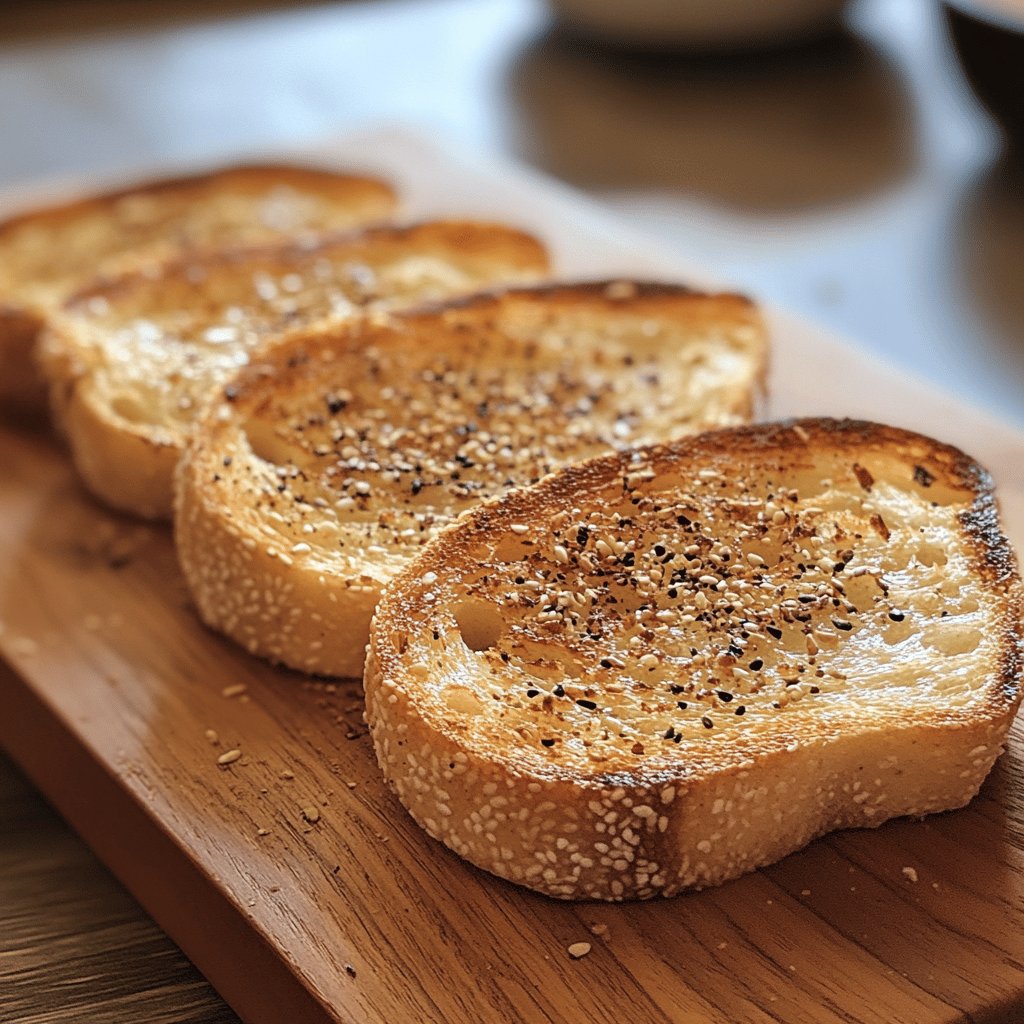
[1,131,1023,1024]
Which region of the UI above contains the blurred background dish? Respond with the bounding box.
[509,28,913,210]
[943,0,1024,142]
[548,0,852,50]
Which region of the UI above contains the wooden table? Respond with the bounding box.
[2,1,1022,1021]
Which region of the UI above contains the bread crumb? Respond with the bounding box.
[902,866,919,883]
[800,889,811,896]
[257,828,271,836]
[302,806,321,823]
[280,769,295,780]
[567,942,592,959]
[589,922,608,937]
[217,749,242,766]
[11,636,38,657]
[222,684,248,698]
[205,729,219,745]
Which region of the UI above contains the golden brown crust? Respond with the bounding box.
[40,219,549,520]
[366,418,1023,899]
[0,163,396,242]
[0,162,398,414]
[175,281,768,675]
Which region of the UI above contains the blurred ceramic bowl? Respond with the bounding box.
[548,0,852,51]
[943,0,1024,141]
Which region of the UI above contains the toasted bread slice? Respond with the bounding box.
[365,418,1023,900]
[39,220,549,519]
[0,163,396,414]
[176,282,767,677]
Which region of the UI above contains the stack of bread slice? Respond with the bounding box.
[40,220,549,518]
[5,159,1020,902]
[0,164,396,413]
[175,283,767,676]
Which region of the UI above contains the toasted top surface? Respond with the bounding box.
[191,282,766,580]
[372,419,1023,784]
[51,221,548,436]
[0,163,396,309]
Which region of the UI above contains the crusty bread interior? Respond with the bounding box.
[0,163,397,413]
[176,282,768,677]
[365,418,1023,900]
[40,220,549,519]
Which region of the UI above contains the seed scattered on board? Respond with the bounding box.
[217,748,242,766]
[567,942,592,959]
[902,866,919,883]
[221,683,248,698]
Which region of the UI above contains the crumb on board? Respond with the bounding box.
[345,964,357,978]
[302,806,321,824]
[221,684,248,698]
[567,942,592,960]
[902,866,919,883]
[11,636,39,657]
[589,922,608,937]
[280,769,295,780]
[205,729,220,745]
[217,748,242,766]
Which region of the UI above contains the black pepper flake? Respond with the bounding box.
[576,526,590,546]
[664,726,675,739]
[222,456,233,467]
[345,964,357,978]
[749,658,764,671]
[540,738,556,747]
[576,698,598,710]
[526,689,540,698]
[701,716,714,729]
[888,611,905,622]
[766,626,783,640]
[669,684,685,694]
[672,733,683,743]
[325,394,349,414]
[716,690,733,703]
[553,684,566,697]
[809,686,820,694]
[599,659,613,670]
[677,701,688,710]
[734,705,746,716]
[913,465,935,487]
[676,514,691,526]
[832,618,853,631]
[411,478,424,495]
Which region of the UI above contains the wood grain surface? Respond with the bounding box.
[2,130,1024,1024]
[0,747,239,1024]
[1,406,1023,1024]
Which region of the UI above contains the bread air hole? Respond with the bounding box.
[110,393,150,424]
[915,543,948,568]
[243,418,293,468]
[453,599,505,652]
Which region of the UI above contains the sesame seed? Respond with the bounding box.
[217,749,242,766]
[567,942,592,959]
